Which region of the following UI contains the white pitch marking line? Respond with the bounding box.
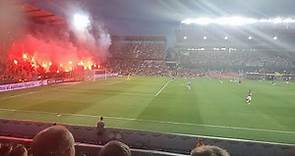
[0,91,40,100]
[106,116,295,135]
[0,108,294,136]
[154,79,172,96]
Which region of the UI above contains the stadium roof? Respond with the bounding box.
[20,3,65,25]
[10,0,295,36]
[77,0,295,21]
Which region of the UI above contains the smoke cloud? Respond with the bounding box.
[2,4,111,71]
[70,18,112,61]
[0,0,26,64]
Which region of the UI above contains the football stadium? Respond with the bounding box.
[0,0,295,156]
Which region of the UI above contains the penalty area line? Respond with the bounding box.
[154,79,172,96]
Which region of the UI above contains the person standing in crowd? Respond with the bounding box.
[97,116,106,145]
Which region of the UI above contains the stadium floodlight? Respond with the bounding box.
[248,36,252,40]
[181,19,193,25]
[273,36,278,40]
[194,17,212,25]
[181,18,212,25]
[183,36,187,40]
[283,18,295,23]
[203,36,207,40]
[272,17,283,24]
[181,16,295,26]
[217,16,257,26]
[224,36,229,40]
[72,13,90,31]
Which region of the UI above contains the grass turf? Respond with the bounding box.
[0,76,295,144]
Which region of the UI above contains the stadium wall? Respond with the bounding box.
[0,119,294,156]
[0,136,182,156]
[0,73,118,92]
[0,80,48,92]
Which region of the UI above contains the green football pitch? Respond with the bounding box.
[0,76,295,144]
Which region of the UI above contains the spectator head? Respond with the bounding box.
[99,140,131,156]
[32,125,75,156]
[10,144,28,156]
[191,145,230,156]
[0,143,12,156]
[196,138,205,147]
[100,116,104,121]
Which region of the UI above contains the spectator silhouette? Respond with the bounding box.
[99,140,131,156]
[96,116,105,144]
[191,145,230,156]
[32,125,75,156]
[0,143,12,156]
[10,144,28,156]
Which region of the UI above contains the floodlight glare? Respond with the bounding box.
[194,17,212,25]
[183,36,187,40]
[248,36,253,40]
[224,36,228,40]
[72,13,90,31]
[273,36,278,40]
[217,16,257,26]
[273,17,282,24]
[181,16,295,26]
[203,36,207,40]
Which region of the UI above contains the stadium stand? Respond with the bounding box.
[177,48,294,72]
[106,35,170,76]
[175,25,295,73]
[0,119,294,156]
[1,32,295,156]
[1,2,295,156]
[3,32,295,83]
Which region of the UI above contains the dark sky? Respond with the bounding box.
[27,0,295,36]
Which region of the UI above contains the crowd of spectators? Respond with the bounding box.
[106,37,170,76]
[0,60,36,84]
[107,37,217,78]
[0,59,63,85]
[107,36,295,78]
[0,125,230,156]
[3,35,295,84]
[0,143,28,156]
[109,40,166,60]
[0,59,80,85]
[177,48,295,73]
